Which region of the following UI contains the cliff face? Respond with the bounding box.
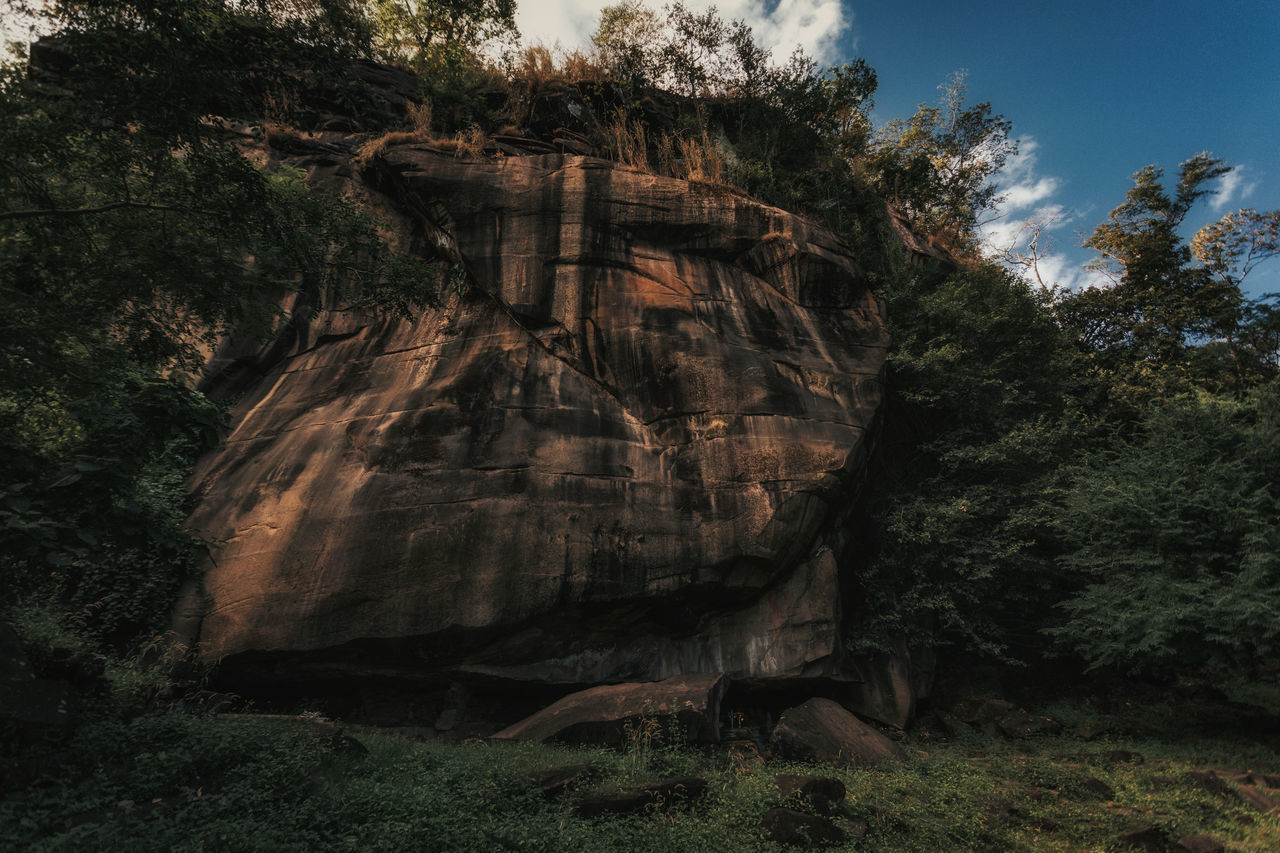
[184,142,889,692]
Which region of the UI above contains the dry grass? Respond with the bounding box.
[560,48,607,84]
[353,99,435,166]
[603,110,650,170]
[511,45,561,92]
[653,129,729,185]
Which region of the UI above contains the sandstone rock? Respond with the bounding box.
[490,673,728,745]
[184,147,890,691]
[769,698,905,767]
[760,807,846,847]
[1236,784,1279,813]
[1117,824,1169,852]
[526,764,593,798]
[775,774,846,814]
[1176,834,1225,853]
[576,776,707,817]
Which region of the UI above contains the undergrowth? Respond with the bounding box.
[4,701,1278,852]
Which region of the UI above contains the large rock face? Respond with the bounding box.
[184,144,888,689]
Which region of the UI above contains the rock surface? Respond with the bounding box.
[760,807,846,847]
[184,144,889,691]
[490,673,727,745]
[775,774,846,814]
[576,776,708,817]
[770,698,905,767]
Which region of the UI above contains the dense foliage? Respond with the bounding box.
[1,0,433,644]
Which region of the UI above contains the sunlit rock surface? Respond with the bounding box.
[185,146,888,690]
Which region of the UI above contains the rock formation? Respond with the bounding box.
[183,139,891,706]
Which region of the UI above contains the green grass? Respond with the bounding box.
[4,705,1279,852]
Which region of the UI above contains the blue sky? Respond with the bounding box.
[848,0,1280,296]
[516,0,1280,296]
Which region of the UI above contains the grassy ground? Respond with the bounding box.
[3,696,1279,852]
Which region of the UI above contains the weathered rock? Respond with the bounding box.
[491,673,727,745]
[949,696,1060,739]
[1077,775,1116,800]
[1176,834,1225,853]
[842,641,932,728]
[576,776,707,817]
[526,764,593,798]
[769,698,905,767]
[760,807,846,847]
[1117,824,1169,852]
[1185,770,1233,798]
[996,708,1062,738]
[184,146,890,691]
[1236,784,1280,813]
[775,774,846,814]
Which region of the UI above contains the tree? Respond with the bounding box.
[851,258,1092,661]
[368,0,517,65]
[869,71,1016,248]
[591,0,665,85]
[1,0,432,644]
[1049,384,1280,677]
[1062,155,1279,401]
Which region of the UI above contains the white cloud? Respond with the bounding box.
[979,137,1109,292]
[1211,167,1258,212]
[514,0,850,65]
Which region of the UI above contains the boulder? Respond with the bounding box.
[490,673,728,745]
[775,774,846,814]
[1117,824,1169,852]
[526,764,593,798]
[769,698,905,767]
[760,807,846,847]
[1176,835,1225,853]
[184,145,891,693]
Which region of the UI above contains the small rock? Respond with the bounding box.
[760,807,845,847]
[576,776,707,817]
[1235,784,1279,813]
[434,708,458,732]
[996,709,1062,739]
[1079,776,1116,800]
[1175,834,1225,853]
[934,710,970,739]
[527,764,592,798]
[775,774,846,815]
[1117,824,1169,852]
[1184,770,1232,798]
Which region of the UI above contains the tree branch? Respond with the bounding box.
[0,201,214,222]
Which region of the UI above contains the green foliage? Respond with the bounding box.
[0,1,434,647]
[853,259,1092,660]
[369,0,517,64]
[868,71,1015,248]
[1049,384,1280,675]
[4,700,1278,851]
